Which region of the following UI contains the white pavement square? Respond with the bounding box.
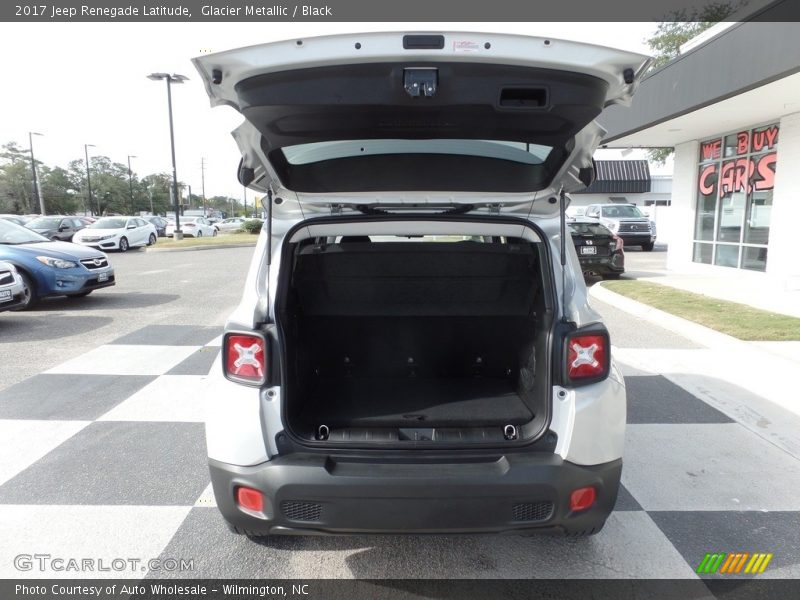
[46,345,200,376]
[98,375,209,422]
[0,505,191,579]
[0,420,90,487]
[622,423,800,511]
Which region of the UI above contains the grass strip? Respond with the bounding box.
[602,280,800,341]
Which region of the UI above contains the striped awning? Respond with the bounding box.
[573,160,651,194]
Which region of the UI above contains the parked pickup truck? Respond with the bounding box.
[583,203,657,251]
[193,31,649,539]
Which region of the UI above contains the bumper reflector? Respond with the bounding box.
[236,486,264,512]
[569,486,596,512]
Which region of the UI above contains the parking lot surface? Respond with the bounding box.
[1,246,798,579]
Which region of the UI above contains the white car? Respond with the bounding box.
[194,31,646,539]
[214,217,247,233]
[166,216,217,238]
[73,216,157,252]
[0,260,26,312]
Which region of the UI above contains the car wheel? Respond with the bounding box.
[212,229,218,237]
[642,242,655,252]
[50,236,59,241]
[119,237,129,252]
[148,233,157,246]
[197,231,203,238]
[12,271,39,311]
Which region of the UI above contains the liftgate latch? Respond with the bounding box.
[404,68,438,97]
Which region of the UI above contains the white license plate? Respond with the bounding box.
[97,272,109,282]
[0,289,11,302]
[580,246,597,255]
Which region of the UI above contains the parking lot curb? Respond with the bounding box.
[146,242,257,253]
[591,281,800,378]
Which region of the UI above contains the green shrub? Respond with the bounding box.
[241,219,264,234]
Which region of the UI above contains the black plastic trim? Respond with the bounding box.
[209,455,621,535]
[403,35,445,50]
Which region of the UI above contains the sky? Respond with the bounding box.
[0,22,660,201]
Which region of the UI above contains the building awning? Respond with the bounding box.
[573,160,651,194]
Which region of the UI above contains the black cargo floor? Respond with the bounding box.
[303,377,532,428]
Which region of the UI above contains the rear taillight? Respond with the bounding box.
[223,332,267,386]
[564,327,610,386]
[236,486,264,512]
[569,486,596,512]
[612,234,624,252]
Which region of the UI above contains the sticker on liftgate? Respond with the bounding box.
[453,40,481,52]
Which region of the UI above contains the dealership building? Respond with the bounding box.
[600,12,799,283]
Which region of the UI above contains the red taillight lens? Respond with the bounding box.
[569,486,596,512]
[224,333,267,385]
[236,486,264,512]
[613,234,624,252]
[565,330,610,385]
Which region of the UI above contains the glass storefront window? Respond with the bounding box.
[693,242,713,265]
[716,190,745,243]
[695,166,717,240]
[744,189,772,245]
[714,244,740,268]
[742,246,768,272]
[694,124,778,270]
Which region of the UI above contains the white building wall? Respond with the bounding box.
[666,140,699,270]
[767,111,800,283]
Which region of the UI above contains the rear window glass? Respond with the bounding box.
[569,223,611,236]
[283,140,553,166]
[601,205,644,218]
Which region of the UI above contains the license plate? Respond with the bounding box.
[0,289,11,302]
[580,246,597,255]
[97,272,109,282]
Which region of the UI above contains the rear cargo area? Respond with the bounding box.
[279,236,552,444]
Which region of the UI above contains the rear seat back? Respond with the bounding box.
[293,241,540,316]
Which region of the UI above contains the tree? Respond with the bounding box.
[0,143,35,213]
[644,1,741,164]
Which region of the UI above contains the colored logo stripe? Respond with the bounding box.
[697,552,773,574]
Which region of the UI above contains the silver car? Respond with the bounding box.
[0,261,26,312]
[194,31,647,539]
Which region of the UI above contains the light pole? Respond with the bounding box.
[201,157,207,217]
[148,72,187,239]
[29,132,44,215]
[127,155,137,215]
[84,144,96,216]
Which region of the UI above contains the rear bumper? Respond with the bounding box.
[210,454,621,536]
[618,233,655,246]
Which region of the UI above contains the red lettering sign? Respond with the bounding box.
[699,164,717,196]
[717,153,777,195]
[754,153,777,190]
[701,139,722,161]
[736,131,749,155]
[752,126,779,152]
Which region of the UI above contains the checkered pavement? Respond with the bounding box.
[1,322,799,579]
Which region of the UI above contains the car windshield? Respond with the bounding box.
[569,223,611,236]
[89,218,127,229]
[601,205,644,218]
[27,217,63,229]
[0,219,49,244]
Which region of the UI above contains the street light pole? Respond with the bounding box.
[127,155,137,215]
[201,157,207,217]
[84,144,96,216]
[28,132,44,215]
[148,72,187,239]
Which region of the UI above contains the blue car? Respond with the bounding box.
[0,219,115,310]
